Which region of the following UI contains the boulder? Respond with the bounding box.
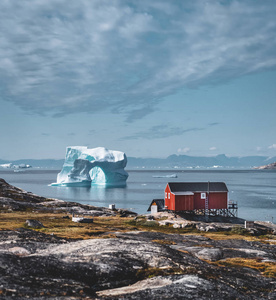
[25,219,44,228]
[195,248,223,261]
[173,223,182,228]
[205,225,217,232]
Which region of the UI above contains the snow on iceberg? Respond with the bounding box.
[51,146,128,187]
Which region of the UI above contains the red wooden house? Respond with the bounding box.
[165,182,228,212]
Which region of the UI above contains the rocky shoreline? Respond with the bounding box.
[1,178,276,299]
[254,162,276,170]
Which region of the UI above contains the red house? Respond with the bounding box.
[165,182,228,212]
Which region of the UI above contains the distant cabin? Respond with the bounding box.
[165,182,228,212]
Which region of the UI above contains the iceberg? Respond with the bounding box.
[0,163,31,169]
[52,147,128,187]
[152,174,178,178]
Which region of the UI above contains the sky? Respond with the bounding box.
[0,0,276,160]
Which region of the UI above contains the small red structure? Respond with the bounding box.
[165,182,228,212]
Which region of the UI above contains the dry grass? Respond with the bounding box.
[152,239,176,245]
[0,211,137,239]
[212,258,276,278]
[0,211,275,244]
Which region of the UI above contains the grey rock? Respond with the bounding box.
[25,219,44,228]
[205,225,217,232]
[173,223,182,228]
[1,178,276,299]
[195,248,223,261]
[0,229,275,299]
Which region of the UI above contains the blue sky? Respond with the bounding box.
[0,0,276,160]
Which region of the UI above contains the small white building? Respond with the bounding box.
[147,199,165,215]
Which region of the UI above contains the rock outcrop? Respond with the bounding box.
[1,178,276,298]
[0,229,275,299]
[254,162,276,169]
[0,178,136,217]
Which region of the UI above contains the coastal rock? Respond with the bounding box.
[0,228,276,298]
[254,162,276,169]
[1,179,276,299]
[0,178,137,217]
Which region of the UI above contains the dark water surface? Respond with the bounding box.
[1,169,275,222]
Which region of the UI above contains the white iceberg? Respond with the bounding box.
[0,163,31,169]
[0,163,13,168]
[52,146,128,187]
[152,174,178,178]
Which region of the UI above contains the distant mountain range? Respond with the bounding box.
[127,154,276,169]
[1,154,276,169]
[0,159,64,169]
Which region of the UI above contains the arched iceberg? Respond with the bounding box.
[52,147,128,187]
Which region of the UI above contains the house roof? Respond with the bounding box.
[167,182,228,193]
[147,199,165,211]
[172,192,194,196]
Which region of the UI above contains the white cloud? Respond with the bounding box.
[1,0,276,119]
[209,147,217,151]
[268,144,276,150]
[178,147,190,154]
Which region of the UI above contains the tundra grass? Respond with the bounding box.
[0,211,275,244]
[212,258,276,278]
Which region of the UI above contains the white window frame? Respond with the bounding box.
[201,193,206,199]
[168,193,170,199]
[165,192,167,198]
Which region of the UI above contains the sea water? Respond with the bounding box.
[0,169,275,222]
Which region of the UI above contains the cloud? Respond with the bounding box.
[209,147,217,151]
[1,0,276,120]
[268,144,276,150]
[122,121,218,140]
[122,124,204,140]
[208,123,220,127]
[178,147,190,154]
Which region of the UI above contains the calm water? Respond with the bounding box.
[1,169,276,222]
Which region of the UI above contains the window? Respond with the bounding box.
[201,193,206,199]
[165,192,167,198]
[168,193,170,199]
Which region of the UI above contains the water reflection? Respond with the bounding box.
[1,169,276,219]
[53,184,131,210]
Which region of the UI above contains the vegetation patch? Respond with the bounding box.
[152,239,176,245]
[0,211,273,243]
[213,258,276,278]
[141,220,159,227]
[230,226,250,236]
